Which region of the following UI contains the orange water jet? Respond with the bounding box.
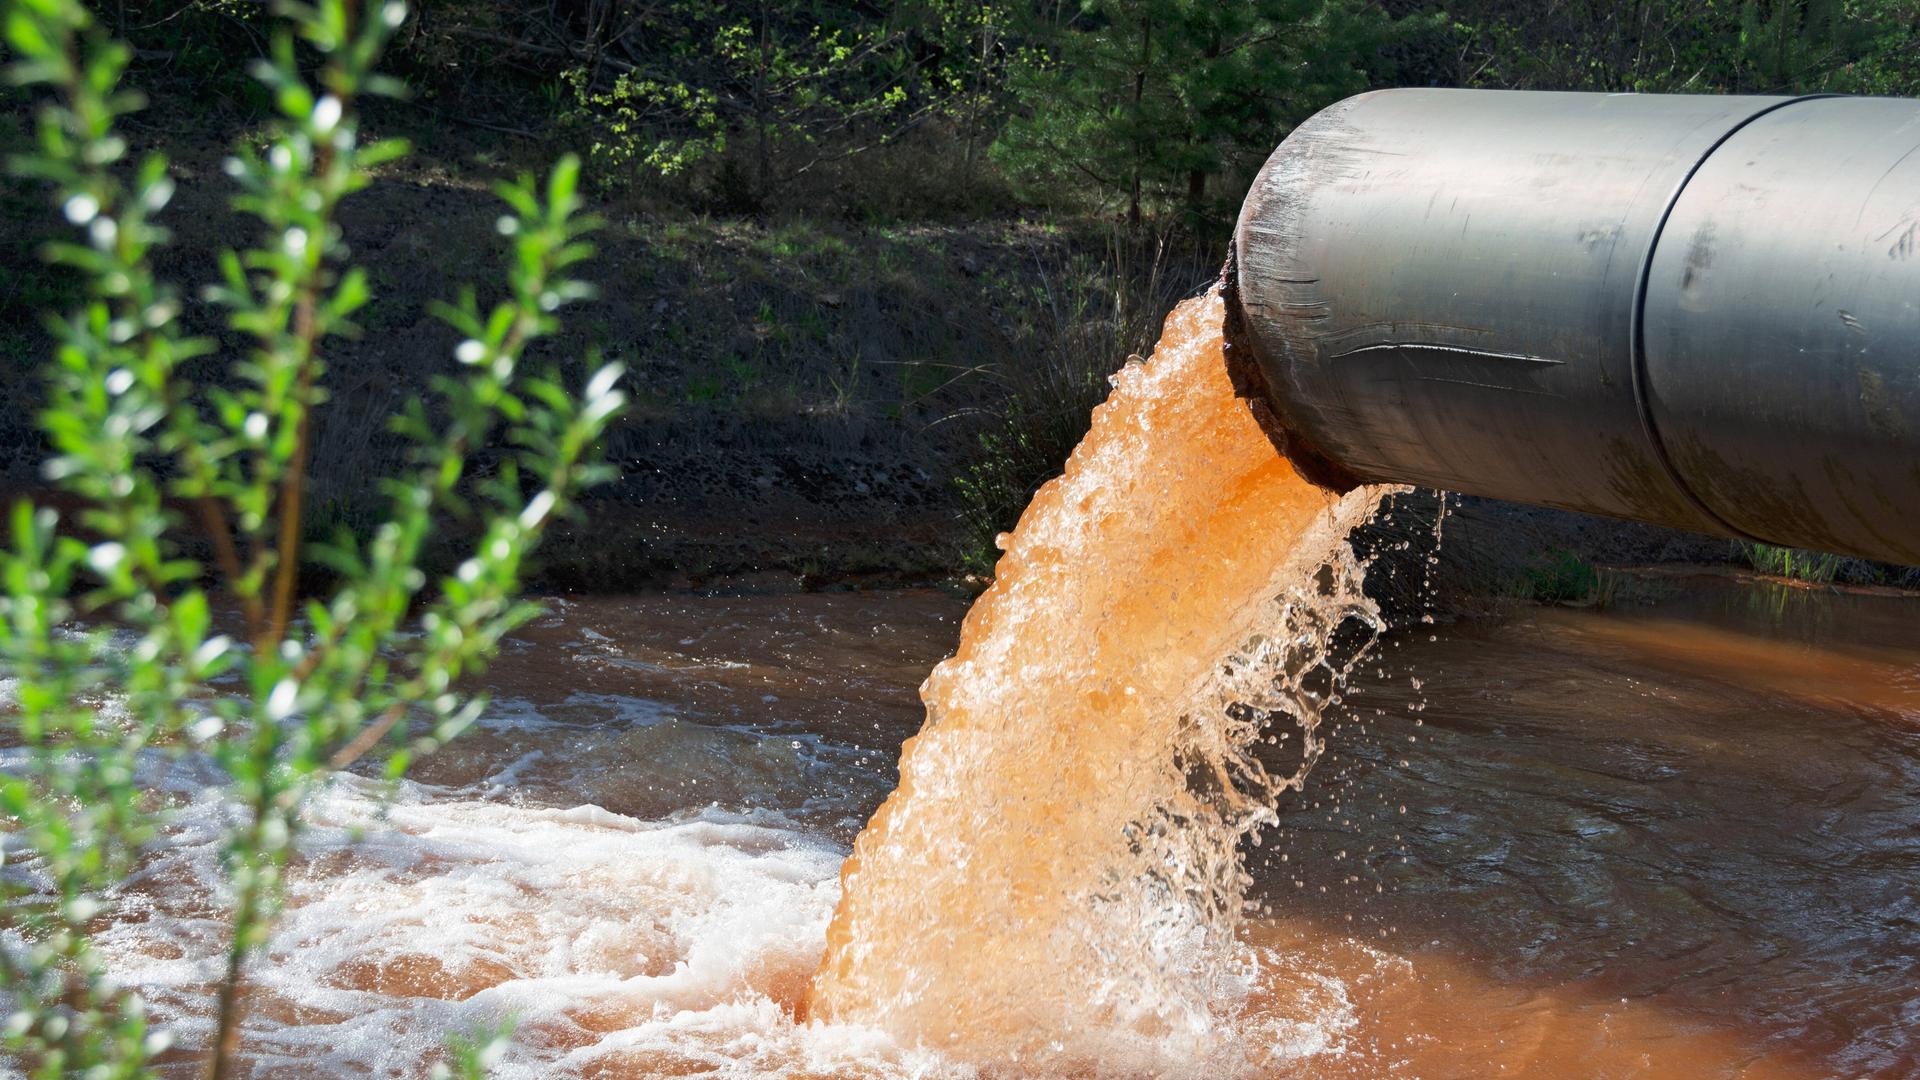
[806,289,1390,1072]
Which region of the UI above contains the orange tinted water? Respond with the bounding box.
[1247,584,1920,1078]
[70,582,1920,1077]
[805,290,1391,1071]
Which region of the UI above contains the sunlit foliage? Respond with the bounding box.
[0,0,622,1072]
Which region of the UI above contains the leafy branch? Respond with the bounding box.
[0,0,625,1076]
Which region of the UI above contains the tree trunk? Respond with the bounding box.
[963,4,991,193]
[1130,16,1150,228]
[1188,30,1220,216]
[755,1,772,203]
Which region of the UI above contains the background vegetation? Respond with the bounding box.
[2,0,619,1071]
[7,0,1920,585]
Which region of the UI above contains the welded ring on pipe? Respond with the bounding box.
[1624,93,1837,548]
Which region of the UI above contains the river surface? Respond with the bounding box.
[91,574,1920,1077]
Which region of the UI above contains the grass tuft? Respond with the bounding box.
[1735,541,1846,584]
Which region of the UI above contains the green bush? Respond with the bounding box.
[1519,548,1618,607]
[0,0,623,1074]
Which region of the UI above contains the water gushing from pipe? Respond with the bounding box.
[808,289,1392,1073]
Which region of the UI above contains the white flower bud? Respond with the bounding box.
[63,193,99,224]
[311,95,343,135]
[519,489,556,529]
[143,177,175,212]
[266,678,298,721]
[192,635,231,670]
[86,542,126,576]
[585,363,623,402]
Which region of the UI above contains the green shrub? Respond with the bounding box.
[0,0,623,1075]
[1519,548,1618,607]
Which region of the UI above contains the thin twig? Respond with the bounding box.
[394,96,544,140]
[261,300,319,653]
[196,493,263,639]
[445,26,642,74]
[206,927,251,1080]
[328,700,406,770]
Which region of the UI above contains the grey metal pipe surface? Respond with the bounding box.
[1230,88,1920,565]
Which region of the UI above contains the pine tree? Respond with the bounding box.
[992,0,1393,227]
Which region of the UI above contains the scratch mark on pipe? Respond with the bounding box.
[1877,218,1918,261]
[1859,141,1920,226]
[1415,376,1562,397]
[1330,342,1565,365]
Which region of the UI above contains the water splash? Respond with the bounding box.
[808,289,1391,1072]
[84,764,959,1079]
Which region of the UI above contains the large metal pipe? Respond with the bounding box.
[1229,89,1920,565]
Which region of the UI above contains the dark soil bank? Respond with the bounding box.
[2,112,1173,588]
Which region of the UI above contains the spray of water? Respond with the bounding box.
[808,289,1392,1073]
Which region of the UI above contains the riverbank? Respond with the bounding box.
[1,102,1218,589]
[5,101,1911,601]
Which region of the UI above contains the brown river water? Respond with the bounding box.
[53,293,1920,1077]
[90,572,1920,1077]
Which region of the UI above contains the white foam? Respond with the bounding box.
[89,769,989,1077]
[6,599,1360,1077]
